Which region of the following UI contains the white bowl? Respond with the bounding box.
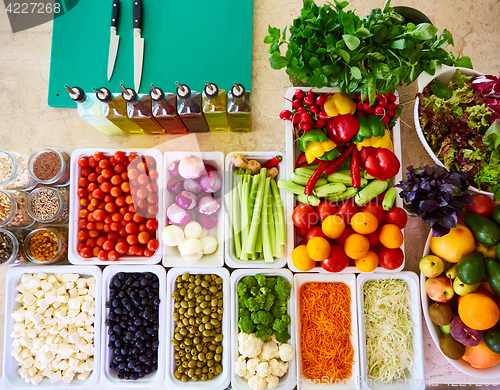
[284,87,405,273]
[413,65,493,196]
[420,230,500,378]
[230,269,297,390]
[100,265,167,387]
[2,265,102,389]
[165,267,230,390]
[224,152,288,268]
[69,148,163,265]
[357,272,425,390]
[294,273,360,390]
[163,152,225,267]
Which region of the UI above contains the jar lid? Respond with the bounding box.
[150,84,165,101]
[204,82,219,98]
[176,82,191,99]
[65,86,86,103]
[120,84,138,102]
[232,83,246,98]
[94,87,113,103]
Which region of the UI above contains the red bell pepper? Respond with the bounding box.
[323,142,354,177]
[364,148,400,181]
[351,147,360,188]
[359,146,377,169]
[326,114,360,145]
[296,152,308,168]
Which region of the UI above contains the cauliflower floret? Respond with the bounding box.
[269,358,289,377]
[261,341,279,361]
[257,362,271,378]
[248,374,268,390]
[278,343,295,362]
[244,371,254,381]
[238,332,264,358]
[235,356,248,377]
[271,334,281,345]
[247,358,260,374]
[266,374,279,389]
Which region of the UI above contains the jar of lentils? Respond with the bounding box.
[24,227,68,264]
[0,151,36,191]
[0,190,34,228]
[27,187,69,224]
[0,228,28,265]
[28,149,70,186]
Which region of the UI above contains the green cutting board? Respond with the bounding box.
[48,0,253,107]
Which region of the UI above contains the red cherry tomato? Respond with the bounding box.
[147,193,158,205]
[121,182,131,194]
[100,182,111,193]
[145,219,158,231]
[107,232,120,242]
[334,226,354,247]
[147,205,158,215]
[88,229,99,238]
[292,204,318,230]
[321,245,350,272]
[306,226,328,242]
[337,202,358,225]
[77,242,86,252]
[77,188,87,198]
[79,209,89,219]
[147,238,159,252]
[138,174,149,185]
[115,241,128,254]
[92,209,104,222]
[110,175,122,186]
[78,157,88,167]
[138,231,150,244]
[108,250,120,261]
[128,169,139,181]
[102,240,114,251]
[126,234,138,246]
[359,202,385,225]
[146,183,158,193]
[125,222,137,234]
[97,250,108,261]
[114,151,126,163]
[115,196,126,208]
[143,249,154,257]
[86,238,97,248]
[367,230,380,248]
[78,177,88,188]
[137,162,148,173]
[133,213,144,224]
[136,188,148,200]
[99,159,110,169]
[88,157,98,168]
[148,170,159,180]
[114,164,126,175]
[81,167,92,177]
[77,230,88,241]
[93,152,104,162]
[80,247,92,258]
[111,213,122,222]
[316,201,337,223]
[464,194,496,217]
[109,187,121,198]
[296,227,309,239]
[384,207,408,229]
[87,172,98,183]
[92,189,104,200]
[104,203,116,213]
[110,222,121,232]
[378,246,404,270]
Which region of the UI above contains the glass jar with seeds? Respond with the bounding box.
[0,151,36,191]
[0,228,28,265]
[24,227,68,264]
[28,148,70,186]
[0,190,34,228]
[27,187,69,224]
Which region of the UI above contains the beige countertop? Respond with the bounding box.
[0,0,499,388]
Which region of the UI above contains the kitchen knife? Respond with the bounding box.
[133,0,144,92]
[107,0,120,80]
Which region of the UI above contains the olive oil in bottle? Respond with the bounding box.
[150,84,188,134]
[202,82,230,132]
[176,82,209,133]
[227,83,251,132]
[95,87,143,134]
[121,84,165,135]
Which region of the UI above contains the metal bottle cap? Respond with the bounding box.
[150,84,165,101]
[204,82,219,98]
[232,83,246,98]
[93,87,113,103]
[120,84,138,102]
[65,86,86,103]
[176,82,191,99]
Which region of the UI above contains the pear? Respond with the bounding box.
[453,276,480,296]
[446,264,458,280]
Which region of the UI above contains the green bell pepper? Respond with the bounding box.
[298,129,328,152]
[353,115,385,143]
[317,148,341,161]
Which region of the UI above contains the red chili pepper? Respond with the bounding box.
[351,147,360,188]
[262,155,283,169]
[296,152,308,168]
[304,160,332,195]
[323,142,354,177]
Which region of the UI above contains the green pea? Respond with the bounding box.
[193,337,200,344]
[207,360,215,367]
[201,374,208,381]
[200,281,208,288]
[218,314,223,321]
[208,345,216,351]
[174,302,180,309]
[214,354,221,362]
[174,333,183,341]
[179,307,186,315]
[188,360,196,368]
[202,308,210,315]
[192,375,199,382]
[208,372,214,379]
[184,338,192,346]
[180,328,188,336]
[218,299,223,307]
[215,277,223,284]
[202,315,209,323]
[178,366,185,373]
[217,307,223,314]
[188,301,195,308]
[187,368,195,377]
[182,361,189,369]
[174,346,180,352]
[200,301,207,309]
[175,370,182,379]
[214,334,223,343]
[195,368,202,375]
[216,292,223,299]
[196,344,203,352]
[216,345,223,354]
[173,312,180,321]
[182,374,188,382]
[185,353,191,360]
[205,295,211,302]
[201,289,208,295]
[206,351,214,360]
[171,338,179,346]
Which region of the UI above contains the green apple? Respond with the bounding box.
[453,277,480,296]
[440,324,451,334]
[420,255,445,278]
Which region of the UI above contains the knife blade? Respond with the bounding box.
[107,0,120,80]
[133,0,144,92]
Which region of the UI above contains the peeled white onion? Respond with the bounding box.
[200,236,218,255]
[199,228,209,238]
[162,225,185,247]
[179,238,204,261]
[184,221,203,239]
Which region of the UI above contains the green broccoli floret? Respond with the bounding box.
[275,330,291,343]
[255,324,274,341]
[264,293,275,311]
[251,310,274,326]
[245,295,266,311]
[275,276,292,301]
[255,274,267,287]
[239,307,251,318]
[250,286,260,297]
[241,275,258,287]
[273,314,291,333]
[238,316,256,333]
[270,299,287,318]
[266,277,277,289]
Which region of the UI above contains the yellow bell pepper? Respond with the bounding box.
[324,93,356,117]
[305,139,337,164]
[356,128,394,152]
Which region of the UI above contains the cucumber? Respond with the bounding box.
[364,171,376,180]
[355,180,388,206]
[290,173,327,187]
[294,167,316,178]
[313,183,347,198]
[326,187,359,203]
[277,180,305,195]
[326,172,368,187]
[296,194,321,207]
[382,187,397,211]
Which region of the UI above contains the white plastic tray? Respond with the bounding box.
[420,231,500,378]
[357,272,425,390]
[163,152,225,267]
[230,269,297,390]
[285,87,405,273]
[2,265,102,389]
[68,148,163,265]
[165,267,230,390]
[100,265,167,387]
[224,152,288,269]
[294,273,360,390]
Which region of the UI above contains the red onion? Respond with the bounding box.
[167,178,183,194]
[166,204,192,225]
[198,194,220,216]
[179,155,206,179]
[204,164,217,173]
[183,179,202,194]
[175,191,197,210]
[200,172,222,193]
[168,161,180,176]
[199,214,218,229]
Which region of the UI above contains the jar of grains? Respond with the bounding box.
[0,190,34,228]
[0,151,36,191]
[24,227,68,264]
[27,187,69,224]
[28,149,70,186]
[0,228,28,265]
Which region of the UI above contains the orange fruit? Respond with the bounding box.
[430,224,475,263]
[457,286,494,305]
[322,215,345,239]
[291,245,316,271]
[463,341,500,369]
[379,224,404,249]
[458,293,500,331]
[306,237,331,261]
[351,212,378,235]
[355,250,379,272]
[344,233,370,260]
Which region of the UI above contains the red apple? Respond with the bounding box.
[425,275,455,303]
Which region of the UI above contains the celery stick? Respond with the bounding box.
[245,168,267,255]
[255,222,263,256]
[269,193,276,258]
[240,176,250,261]
[271,179,286,246]
[232,173,242,259]
[262,177,273,262]
[249,174,260,220]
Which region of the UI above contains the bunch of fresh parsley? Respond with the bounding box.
[264,0,472,105]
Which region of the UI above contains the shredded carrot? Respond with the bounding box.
[299,282,354,381]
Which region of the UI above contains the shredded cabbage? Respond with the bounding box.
[363,279,414,384]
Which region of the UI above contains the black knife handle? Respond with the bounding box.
[133,0,142,29]
[111,0,119,28]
